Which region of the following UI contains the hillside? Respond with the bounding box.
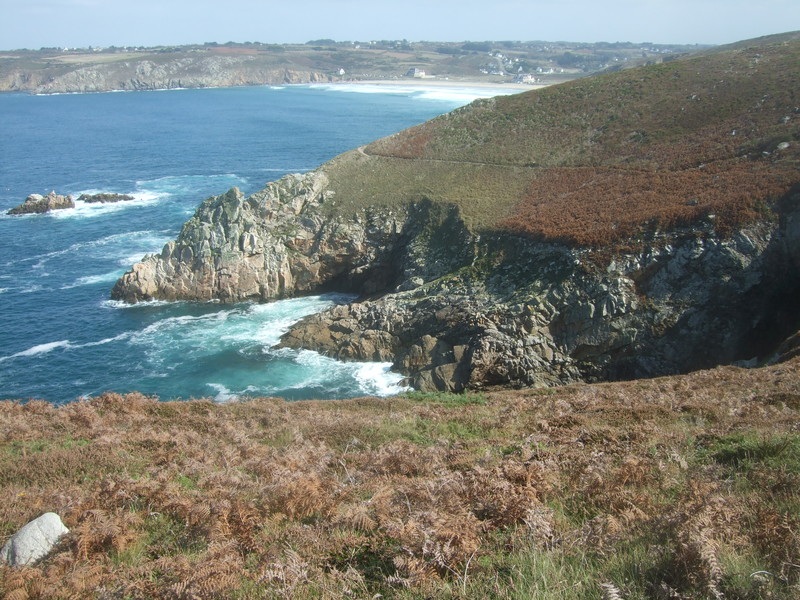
[1,358,799,598]
[113,32,800,392]
[345,33,800,243]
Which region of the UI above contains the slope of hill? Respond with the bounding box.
[1,358,799,598]
[112,32,800,392]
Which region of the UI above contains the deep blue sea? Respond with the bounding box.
[0,83,512,404]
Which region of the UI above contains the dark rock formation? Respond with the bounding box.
[7,191,75,215]
[77,193,135,203]
[112,168,800,391]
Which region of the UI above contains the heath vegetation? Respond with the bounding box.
[1,358,798,598]
[350,38,800,248]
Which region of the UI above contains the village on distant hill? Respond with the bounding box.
[0,39,702,94]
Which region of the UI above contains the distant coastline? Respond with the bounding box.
[332,78,545,91]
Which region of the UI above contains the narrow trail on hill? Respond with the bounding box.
[356,145,533,169]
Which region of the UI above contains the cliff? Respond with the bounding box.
[112,34,800,391]
[0,52,330,94]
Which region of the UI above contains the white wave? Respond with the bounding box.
[354,361,410,396]
[61,270,124,289]
[207,383,239,403]
[291,349,408,397]
[0,288,7,294]
[51,192,163,219]
[0,340,72,362]
[128,310,238,356]
[4,229,172,270]
[134,173,247,196]
[101,298,175,309]
[415,87,512,102]
[0,331,136,363]
[18,284,44,294]
[78,332,133,347]
[309,83,517,105]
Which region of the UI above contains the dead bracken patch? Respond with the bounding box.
[0,358,798,598]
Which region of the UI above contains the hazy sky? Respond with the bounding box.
[1,0,797,50]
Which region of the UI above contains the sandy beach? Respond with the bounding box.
[335,77,549,92]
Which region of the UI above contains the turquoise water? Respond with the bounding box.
[0,83,513,404]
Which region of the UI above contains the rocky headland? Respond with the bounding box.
[6,191,74,215]
[112,34,800,391]
[0,52,331,94]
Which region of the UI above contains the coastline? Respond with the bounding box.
[333,77,547,92]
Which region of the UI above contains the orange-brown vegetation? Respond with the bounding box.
[498,160,796,246]
[1,358,799,598]
[359,38,800,248]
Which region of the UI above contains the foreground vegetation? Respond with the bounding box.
[1,358,798,598]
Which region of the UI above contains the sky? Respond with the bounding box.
[0,0,798,50]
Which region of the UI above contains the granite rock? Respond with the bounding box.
[7,191,75,215]
[1,513,69,566]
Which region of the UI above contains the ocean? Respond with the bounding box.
[0,83,513,404]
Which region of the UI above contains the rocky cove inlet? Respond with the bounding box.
[0,84,505,404]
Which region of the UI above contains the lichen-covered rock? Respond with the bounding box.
[111,171,474,303]
[1,513,69,566]
[7,191,74,215]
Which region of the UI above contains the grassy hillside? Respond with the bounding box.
[1,359,798,598]
[324,34,799,247]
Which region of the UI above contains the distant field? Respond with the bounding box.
[52,52,143,64]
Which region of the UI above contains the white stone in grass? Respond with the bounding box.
[1,512,69,566]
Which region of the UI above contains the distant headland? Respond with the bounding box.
[0,39,704,94]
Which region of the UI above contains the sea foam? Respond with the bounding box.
[0,340,73,362]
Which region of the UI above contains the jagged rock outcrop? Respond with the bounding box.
[7,191,74,215]
[113,165,800,391]
[112,171,472,303]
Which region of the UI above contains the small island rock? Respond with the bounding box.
[77,193,135,204]
[1,512,69,566]
[6,191,75,215]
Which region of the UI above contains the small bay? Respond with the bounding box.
[0,83,509,404]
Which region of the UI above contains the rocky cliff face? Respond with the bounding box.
[279,207,800,391]
[2,55,330,94]
[111,171,472,303]
[112,166,800,391]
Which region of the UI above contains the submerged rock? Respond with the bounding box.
[1,512,69,566]
[77,193,135,203]
[7,191,74,215]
